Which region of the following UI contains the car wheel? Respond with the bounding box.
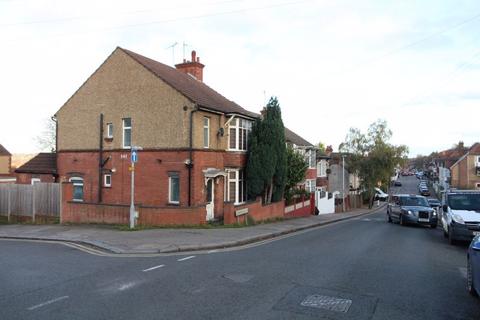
[448,226,456,245]
[430,223,437,229]
[400,214,405,226]
[467,257,478,296]
[387,213,392,223]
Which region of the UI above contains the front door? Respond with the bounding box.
[206,178,214,221]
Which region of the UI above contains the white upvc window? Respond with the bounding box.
[228,118,252,151]
[122,118,132,149]
[203,117,210,148]
[106,123,113,138]
[104,174,112,187]
[304,149,316,169]
[69,177,84,202]
[225,168,247,204]
[305,179,316,193]
[317,160,327,177]
[168,172,180,204]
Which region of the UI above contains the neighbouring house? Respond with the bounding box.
[0,144,12,174]
[15,153,57,184]
[284,128,316,193]
[450,143,480,190]
[0,144,15,183]
[54,47,314,225]
[326,151,361,211]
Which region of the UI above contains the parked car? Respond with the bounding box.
[374,187,388,201]
[394,180,402,187]
[467,235,480,297]
[441,191,480,245]
[420,189,430,197]
[427,198,441,214]
[387,194,437,228]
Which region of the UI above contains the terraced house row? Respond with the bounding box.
[49,47,318,225]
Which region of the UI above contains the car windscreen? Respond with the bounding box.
[428,200,440,206]
[448,194,480,211]
[400,197,429,207]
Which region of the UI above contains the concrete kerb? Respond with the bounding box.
[0,204,387,255]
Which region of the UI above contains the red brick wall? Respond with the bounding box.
[15,173,56,184]
[61,183,206,225]
[223,197,285,224]
[305,168,316,180]
[58,150,247,208]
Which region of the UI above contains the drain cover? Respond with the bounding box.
[301,294,352,313]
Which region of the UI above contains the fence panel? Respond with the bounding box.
[0,183,60,221]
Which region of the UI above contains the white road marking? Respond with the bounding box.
[142,264,165,272]
[118,282,137,291]
[177,255,195,261]
[459,267,468,279]
[207,249,218,254]
[362,218,371,221]
[27,296,69,311]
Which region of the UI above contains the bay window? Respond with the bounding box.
[226,168,247,204]
[228,118,252,151]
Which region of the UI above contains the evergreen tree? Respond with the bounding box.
[246,97,287,203]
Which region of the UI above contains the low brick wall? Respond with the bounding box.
[61,183,206,226]
[284,194,315,218]
[224,197,285,225]
[138,206,206,226]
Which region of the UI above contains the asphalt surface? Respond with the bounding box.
[0,176,478,319]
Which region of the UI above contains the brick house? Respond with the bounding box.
[15,153,57,184]
[0,144,12,175]
[450,143,480,190]
[284,128,316,192]
[55,47,314,224]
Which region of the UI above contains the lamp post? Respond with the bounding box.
[342,154,346,212]
[130,145,142,229]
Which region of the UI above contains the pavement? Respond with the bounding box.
[0,205,385,254]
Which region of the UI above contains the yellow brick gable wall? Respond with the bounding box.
[0,155,10,174]
[56,48,194,151]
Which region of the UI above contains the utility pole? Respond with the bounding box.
[129,146,142,229]
[342,154,346,212]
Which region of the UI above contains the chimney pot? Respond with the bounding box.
[191,50,196,62]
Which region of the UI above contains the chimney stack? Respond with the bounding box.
[175,50,205,81]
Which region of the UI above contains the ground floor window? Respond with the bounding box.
[168,172,180,204]
[69,177,84,201]
[305,179,316,193]
[225,168,247,204]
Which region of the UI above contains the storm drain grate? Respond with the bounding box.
[300,294,352,313]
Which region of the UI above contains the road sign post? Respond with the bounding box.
[129,147,141,229]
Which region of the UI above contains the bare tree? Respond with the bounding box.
[35,117,56,152]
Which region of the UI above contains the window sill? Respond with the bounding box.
[104,137,113,143]
[168,202,180,206]
[72,199,84,202]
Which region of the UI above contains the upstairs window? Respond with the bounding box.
[203,117,210,148]
[122,118,131,148]
[228,118,252,151]
[317,160,327,177]
[106,123,113,138]
[104,174,112,187]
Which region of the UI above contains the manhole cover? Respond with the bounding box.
[301,294,352,313]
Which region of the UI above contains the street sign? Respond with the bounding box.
[131,150,138,163]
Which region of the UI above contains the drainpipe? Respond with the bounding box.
[98,113,104,203]
[188,105,198,207]
[51,115,58,182]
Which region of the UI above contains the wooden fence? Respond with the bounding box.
[0,183,60,222]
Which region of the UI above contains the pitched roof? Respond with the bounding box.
[0,144,11,156]
[469,142,480,154]
[284,127,313,147]
[15,153,57,174]
[120,48,257,119]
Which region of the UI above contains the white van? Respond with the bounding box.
[441,191,480,244]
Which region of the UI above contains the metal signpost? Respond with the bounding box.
[129,146,141,229]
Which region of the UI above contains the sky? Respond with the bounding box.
[0,0,479,156]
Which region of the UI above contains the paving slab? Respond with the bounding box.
[0,205,385,254]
